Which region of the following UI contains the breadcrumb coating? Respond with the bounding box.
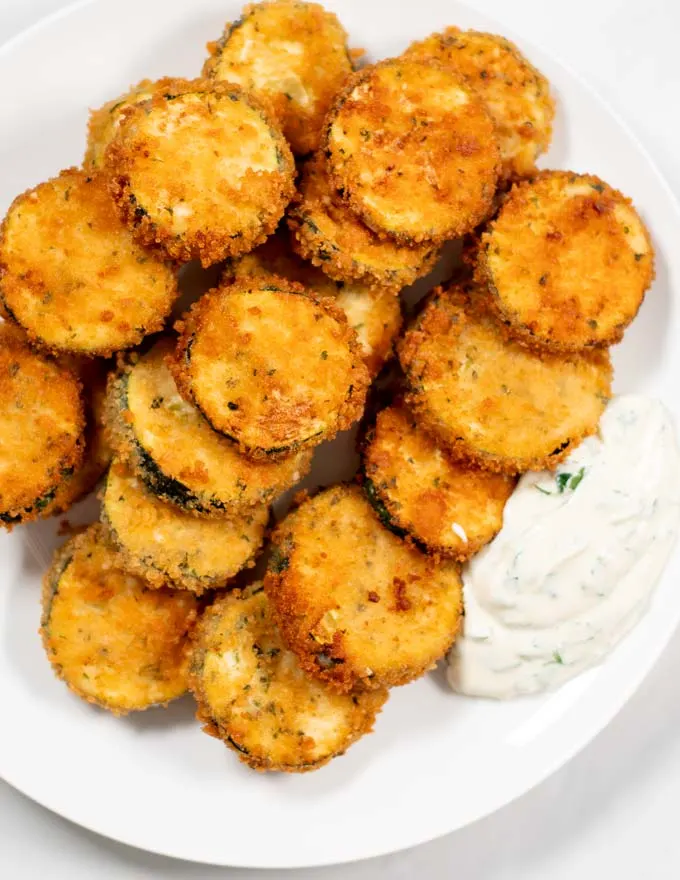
[190,583,387,772]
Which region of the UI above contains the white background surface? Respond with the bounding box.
[1,0,679,877]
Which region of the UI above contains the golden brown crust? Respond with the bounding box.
[0,168,179,356]
[287,155,439,290]
[322,57,500,243]
[361,404,515,559]
[104,339,312,515]
[398,281,612,474]
[0,326,85,526]
[404,27,554,180]
[332,282,402,379]
[104,78,295,266]
[476,170,655,352]
[101,459,268,594]
[232,231,403,376]
[203,1,354,156]
[264,484,463,693]
[170,278,370,459]
[40,358,112,517]
[189,584,387,772]
[41,524,199,714]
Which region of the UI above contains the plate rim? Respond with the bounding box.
[1,0,680,868]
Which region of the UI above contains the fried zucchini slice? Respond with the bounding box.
[105,339,312,516]
[84,78,170,169]
[404,28,554,180]
[190,583,387,772]
[477,171,655,351]
[362,404,514,559]
[0,168,178,356]
[102,460,268,593]
[171,279,369,458]
[287,155,439,290]
[323,58,500,243]
[41,525,198,714]
[265,484,463,692]
[105,78,295,266]
[233,232,402,376]
[0,326,85,526]
[398,282,612,474]
[41,358,113,517]
[203,1,353,156]
[332,281,402,379]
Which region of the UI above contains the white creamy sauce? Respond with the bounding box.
[448,395,680,699]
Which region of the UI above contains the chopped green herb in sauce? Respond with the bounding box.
[535,466,586,496]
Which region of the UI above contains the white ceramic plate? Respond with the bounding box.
[1,0,679,869]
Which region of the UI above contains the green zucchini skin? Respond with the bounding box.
[0,466,76,526]
[361,476,408,540]
[40,545,76,634]
[361,474,436,556]
[133,438,228,515]
[110,368,233,516]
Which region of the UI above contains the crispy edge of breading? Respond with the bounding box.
[0,328,86,526]
[169,277,370,460]
[40,359,112,518]
[104,78,296,266]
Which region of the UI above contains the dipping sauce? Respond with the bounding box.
[448,395,680,699]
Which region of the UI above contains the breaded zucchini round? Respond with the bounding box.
[104,79,295,266]
[41,525,198,714]
[41,358,112,517]
[287,155,439,290]
[233,232,402,376]
[0,168,178,356]
[404,28,554,180]
[84,78,169,169]
[171,279,369,458]
[105,339,312,516]
[332,281,402,378]
[0,326,85,526]
[477,171,655,351]
[323,58,500,243]
[362,404,514,559]
[398,282,612,474]
[265,484,463,692]
[203,1,353,156]
[190,583,387,772]
[102,460,268,594]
